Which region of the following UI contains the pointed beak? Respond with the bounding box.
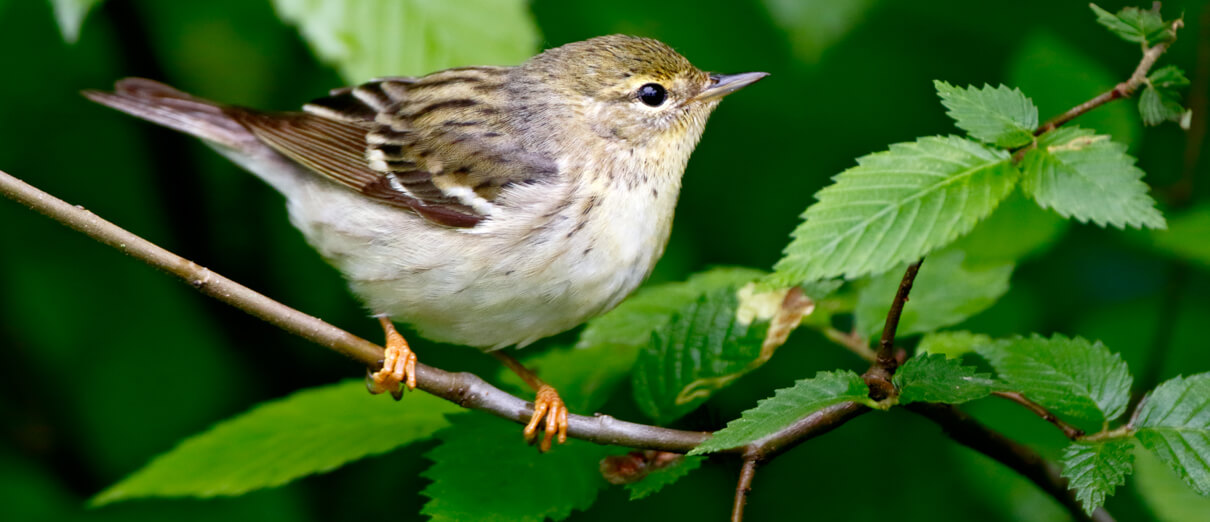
[692,72,769,102]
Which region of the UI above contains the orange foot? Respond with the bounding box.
[366,316,417,400]
[524,385,569,452]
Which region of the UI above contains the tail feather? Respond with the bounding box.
[83,78,255,150]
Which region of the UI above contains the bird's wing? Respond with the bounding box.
[233,71,558,228]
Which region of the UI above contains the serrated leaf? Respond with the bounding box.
[916,331,994,359]
[854,248,1013,338]
[934,81,1038,148]
[1139,85,1187,126]
[272,0,539,82]
[1130,373,1210,495]
[624,455,704,500]
[1060,440,1135,515]
[632,283,813,423]
[771,136,1019,285]
[579,267,766,350]
[976,334,1132,424]
[92,380,458,505]
[1090,4,1172,45]
[1149,65,1191,88]
[1134,445,1210,521]
[1010,31,1139,146]
[894,354,998,404]
[421,413,612,521]
[1022,126,1165,229]
[50,0,103,43]
[689,371,871,455]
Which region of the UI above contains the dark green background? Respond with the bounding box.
[1,0,1207,520]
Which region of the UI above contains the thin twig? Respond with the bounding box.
[861,259,924,400]
[877,259,924,369]
[992,391,1085,440]
[731,457,759,522]
[1034,19,1182,136]
[0,168,708,452]
[908,403,1114,522]
[744,402,870,461]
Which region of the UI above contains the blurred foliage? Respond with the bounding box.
[1,0,1208,521]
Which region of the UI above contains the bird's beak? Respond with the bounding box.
[693,72,769,102]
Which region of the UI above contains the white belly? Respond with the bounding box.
[286,174,679,350]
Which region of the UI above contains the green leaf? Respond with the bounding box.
[894,354,998,405]
[1139,85,1187,127]
[976,334,1133,424]
[1022,127,1165,229]
[1010,31,1138,146]
[1149,65,1191,88]
[854,248,1013,338]
[271,0,539,82]
[624,455,705,500]
[1090,4,1172,45]
[1134,446,1210,521]
[1146,205,1210,270]
[632,282,814,423]
[934,81,1038,148]
[92,381,458,505]
[1130,373,1210,495]
[916,331,994,359]
[771,136,1019,285]
[689,371,871,455]
[420,413,612,521]
[50,0,103,43]
[1060,440,1135,515]
[579,267,765,350]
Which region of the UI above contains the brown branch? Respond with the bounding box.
[877,259,924,368]
[730,458,759,522]
[993,391,1085,440]
[862,259,924,400]
[0,168,708,453]
[908,403,1115,522]
[1034,18,1182,136]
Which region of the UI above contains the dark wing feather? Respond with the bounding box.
[232,109,484,228]
[235,71,558,229]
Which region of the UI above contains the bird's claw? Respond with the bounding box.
[523,385,569,452]
[366,318,417,400]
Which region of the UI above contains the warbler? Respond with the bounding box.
[85,34,766,451]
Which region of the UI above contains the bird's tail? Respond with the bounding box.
[83,78,256,150]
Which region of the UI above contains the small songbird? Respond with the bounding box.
[86,34,766,451]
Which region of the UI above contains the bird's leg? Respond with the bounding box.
[366,316,417,400]
[491,351,569,452]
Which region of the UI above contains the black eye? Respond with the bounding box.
[637,83,667,107]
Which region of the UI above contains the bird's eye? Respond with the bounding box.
[637,83,667,107]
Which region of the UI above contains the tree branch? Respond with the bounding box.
[0,168,708,452]
[992,391,1085,440]
[908,403,1114,522]
[862,259,924,400]
[731,457,759,522]
[1034,18,1182,136]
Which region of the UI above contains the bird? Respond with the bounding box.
[85,34,767,452]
